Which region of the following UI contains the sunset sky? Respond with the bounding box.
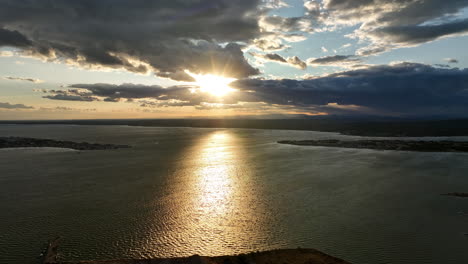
[1,0,468,119]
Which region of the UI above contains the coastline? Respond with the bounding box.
[45,248,351,264]
[0,137,130,150]
[42,238,351,264]
[277,139,468,152]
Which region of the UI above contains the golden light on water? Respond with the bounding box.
[186,71,237,97]
[162,130,251,255]
[195,131,233,214]
[141,130,273,257]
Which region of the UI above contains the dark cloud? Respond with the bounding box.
[0,0,262,80]
[0,28,32,47]
[259,16,313,33]
[434,64,451,68]
[233,62,468,117]
[39,106,97,112]
[307,55,361,66]
[324,0,468,27]
[445,58,459,63]
[3,76,43,83]
[322,0,468,55]
[287,56,307,70]
[367,18,468,46]
[250,52,287,63]
[68,83,193,100]
[0,102,33,109]
[41,62,468,117]
[250,52,307,69]
[42,83,205,105]
[43,94,98,102]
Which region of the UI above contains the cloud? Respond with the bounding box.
[341,43,352,49]
[39,106,97,112]
[43,94,98,102]
[286,56,307,70]
[3,76,43,83]
[0,1,263,80]
[307,55,361,66]
[0,28,32,47]
[259,16,314,33]
[251,1,322,52]
[232,62,468,117]
[0,50,13,57]
[41,63,468,117]
[0,102,33,109]
[41,83,205,105]
[361,18,468,50]
[262,0,289,9]
[445,58,459,63]
[250,52,307,69]
[322,0,468,55]
[251,37,289,52]
[434,64,451,68]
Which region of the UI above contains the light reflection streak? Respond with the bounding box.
[181,130,246,254]
[194,131,234,215]
[140,130,274,257]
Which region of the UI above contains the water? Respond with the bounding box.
[0,125,467,264]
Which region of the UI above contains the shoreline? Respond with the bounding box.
[277,139,468,152]
[42,238,351,264]
[0,137,130,150]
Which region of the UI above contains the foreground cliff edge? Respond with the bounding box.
[42,238,351,264]
[278,139,468,152]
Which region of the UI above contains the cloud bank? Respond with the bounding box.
[40,63,468,117]
[0,0,265,81]
[3,76,43,83]
[0,102,33,109]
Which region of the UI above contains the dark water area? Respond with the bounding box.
[0,125,467,264]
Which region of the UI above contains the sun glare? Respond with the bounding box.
[186,71,237,97]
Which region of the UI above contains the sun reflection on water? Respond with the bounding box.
[195,131,234,215]
[177,130,252,254]
[139,130,277,257]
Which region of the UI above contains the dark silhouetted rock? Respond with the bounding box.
[43,248,351,264]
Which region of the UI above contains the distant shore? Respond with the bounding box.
[277,139,468,152]
[441,192,468,197]
[0,137,130,150]
[2,118,468,137]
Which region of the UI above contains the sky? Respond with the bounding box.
[0,0,468,120]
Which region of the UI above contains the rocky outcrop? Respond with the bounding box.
[278,139,468,152]
[0,137,130,150]
[41,238,351,264]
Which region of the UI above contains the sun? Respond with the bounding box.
[186,71,237,97]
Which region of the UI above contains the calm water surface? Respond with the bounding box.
[0,125,467,264]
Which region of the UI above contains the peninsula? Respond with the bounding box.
[0,137,130,150]
[441,192,468,197]
[277,139,468,152]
